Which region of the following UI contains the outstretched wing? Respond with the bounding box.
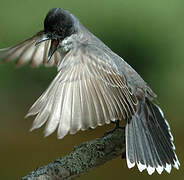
[0,31,61,67]
[27,44,138,139]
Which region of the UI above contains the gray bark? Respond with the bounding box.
[21,128,125,180]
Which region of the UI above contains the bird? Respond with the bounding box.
[0,8,180,175]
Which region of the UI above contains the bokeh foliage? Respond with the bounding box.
[0,0,183,179]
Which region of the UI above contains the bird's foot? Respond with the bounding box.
[104,120,124,136]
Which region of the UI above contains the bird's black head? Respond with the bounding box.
[44,8,75,39]
[36,8,76,61]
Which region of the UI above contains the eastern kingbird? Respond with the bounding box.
[0,8,180,174]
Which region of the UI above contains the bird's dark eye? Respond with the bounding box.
[57,29,63,36]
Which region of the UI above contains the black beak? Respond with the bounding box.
[48,39,59,61]
[35,34,59,62]
[35,34,50,46]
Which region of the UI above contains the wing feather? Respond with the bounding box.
[0,31,61,67]
[57,81,73,139]
[27,45,138,138]
[17,42,35,66]
[44,83,63,136]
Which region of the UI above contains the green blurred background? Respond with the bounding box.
[0,0,183,179]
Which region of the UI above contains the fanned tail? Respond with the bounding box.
[126,98,180,175]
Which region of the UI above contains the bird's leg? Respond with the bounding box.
[104,120,126,159]
[104,120,125,136]
[121,151,126,159]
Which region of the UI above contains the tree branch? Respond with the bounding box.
[21,128,125,180]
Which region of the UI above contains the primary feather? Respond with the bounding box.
[0,31,60,67]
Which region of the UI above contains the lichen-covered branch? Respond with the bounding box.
[21,128,125,180]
